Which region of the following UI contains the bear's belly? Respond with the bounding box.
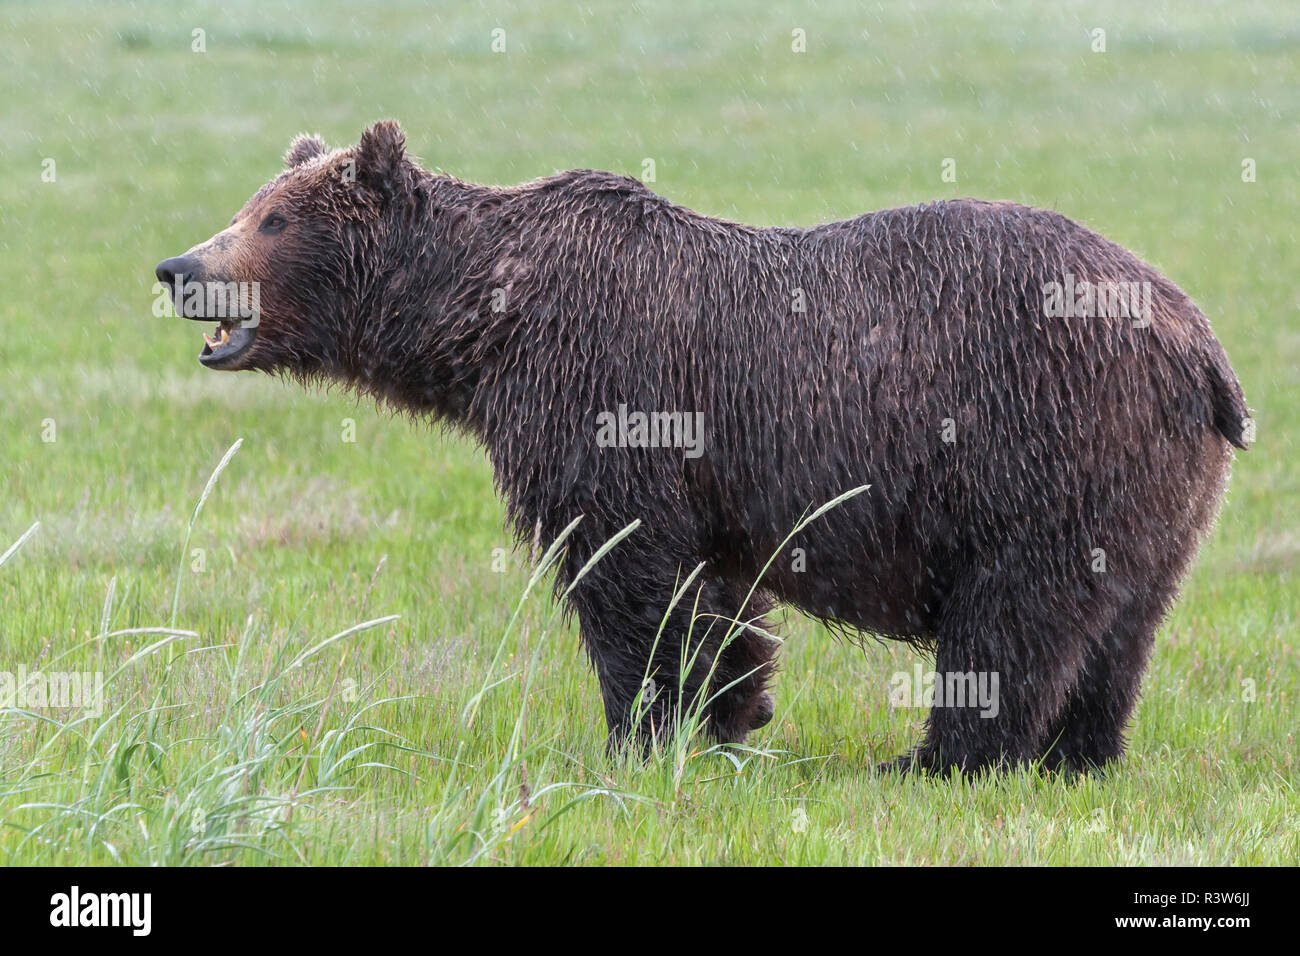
[773,553,942,640]
[709,521,944,641]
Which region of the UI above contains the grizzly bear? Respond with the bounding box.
[156,121,1248,774]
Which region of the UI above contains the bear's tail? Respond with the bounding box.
[1204,343,1250,450]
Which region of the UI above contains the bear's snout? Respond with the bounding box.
[157,252,259,370]
[155,255,201,289]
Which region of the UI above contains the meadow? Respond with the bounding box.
[0,0,1295,865]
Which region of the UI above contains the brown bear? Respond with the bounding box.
[156,121,1248,774]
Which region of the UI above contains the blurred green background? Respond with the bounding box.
[0,1,1295,864]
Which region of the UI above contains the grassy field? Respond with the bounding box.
[0,0,1296,865]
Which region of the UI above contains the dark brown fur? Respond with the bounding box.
[158,122,1248,773]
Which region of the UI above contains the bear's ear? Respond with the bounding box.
[355,120,407,198]
[285,133,328,168]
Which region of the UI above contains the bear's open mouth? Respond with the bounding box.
[198,320,257,369]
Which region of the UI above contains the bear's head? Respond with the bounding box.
[155,121,412,374]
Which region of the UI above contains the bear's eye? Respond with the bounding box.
[259,212,287,234]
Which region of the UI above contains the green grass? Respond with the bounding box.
[1,0,1296,865]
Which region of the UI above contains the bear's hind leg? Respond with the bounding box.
[885,565,1089,775]
[1039,590,1170,773]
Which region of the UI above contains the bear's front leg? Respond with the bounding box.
[562,537,778,749]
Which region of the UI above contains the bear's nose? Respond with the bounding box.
[155,255,199,286]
